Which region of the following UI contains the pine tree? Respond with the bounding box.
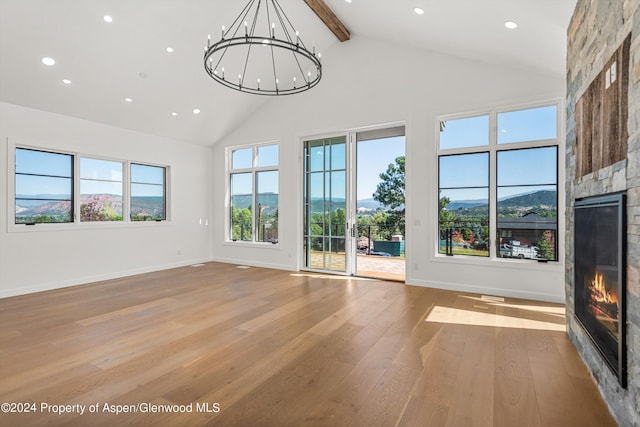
[537,231,554,260]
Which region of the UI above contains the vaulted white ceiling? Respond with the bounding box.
[0,0,577,146]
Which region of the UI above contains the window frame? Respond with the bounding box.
[7,140,171,232]
[436,100,563,263]
[226,141,280,245]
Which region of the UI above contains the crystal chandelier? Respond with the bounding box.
[204,0,322,96]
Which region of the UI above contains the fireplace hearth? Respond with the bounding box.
[574,193,626,387]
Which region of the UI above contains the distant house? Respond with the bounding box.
[497,212,557,248]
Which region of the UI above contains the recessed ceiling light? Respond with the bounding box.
[41,57,55,66]
[139,72,148,79]
[62,79,71,85]
[414,7,425,15]
[103,15,113,23]
[193,108,201,114]
[171,112,178,116]
[166,47,174,53]
[124,97,133,102]
[345,0,352,3]
[504,21,518,29]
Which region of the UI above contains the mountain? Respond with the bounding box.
[498,190,556,208]
[357,198,382,210]
[447,199,488,210]
[231,193,279,213]
[444,190,557,219]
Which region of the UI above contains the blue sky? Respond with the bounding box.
[357,136,405,200]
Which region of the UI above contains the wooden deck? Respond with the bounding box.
[0,262,615,426]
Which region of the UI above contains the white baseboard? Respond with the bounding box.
[405,277,566,304]
[0,257,214,299]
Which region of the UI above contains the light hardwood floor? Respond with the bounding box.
[0,262,615,426]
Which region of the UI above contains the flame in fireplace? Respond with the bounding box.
[590,272,618,305]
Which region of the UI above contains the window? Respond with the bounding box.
[131,163,166,221]
[497,146,558,260]
[15,148,74,224]
[80,157,123,221]
[12,145,169,227]
[438,153,489,256]
[437,103,560,261]
[229,143,279,243]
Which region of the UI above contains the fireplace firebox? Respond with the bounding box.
[574,193,626,387]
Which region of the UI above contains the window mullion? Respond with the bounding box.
[124,162,131,222]
[253,146,257,243]
[489,150,497,258]
[489,111,497,258]
[253,170,257,243]
[73,154,79,223]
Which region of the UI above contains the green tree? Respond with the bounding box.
[372,210,391,226]
[231,207,252,241]
[371,156,406,239]
[537,231,554,260]
[373,156,405,209]
[438,196,457,228]
[330,208,346,236]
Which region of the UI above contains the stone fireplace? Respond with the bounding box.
[566,1,640,426]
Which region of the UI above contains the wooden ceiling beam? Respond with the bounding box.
[303,0,350,42]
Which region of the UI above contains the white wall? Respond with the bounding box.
[0,102,213,297]
[212,35,567,302]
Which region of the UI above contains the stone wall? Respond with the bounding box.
[566,1,640,426]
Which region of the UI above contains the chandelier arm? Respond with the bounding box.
[274,0,311,51]
[271,2,295,45]
[212,48,227,75]
[241,41,253,88]
[263,0,278,89]
[226,0,257,38]
[211,1,257,74]
[211,1,257,77]
[236,0,263,83]
[290,46,308,84]
[270,38,278,91]
[265,0,272,36]
[274,0,298,36]
[248,0,261,36]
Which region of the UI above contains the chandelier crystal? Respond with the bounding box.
[204,0,322,96]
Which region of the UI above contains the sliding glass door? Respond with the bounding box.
[303,136,349,273]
